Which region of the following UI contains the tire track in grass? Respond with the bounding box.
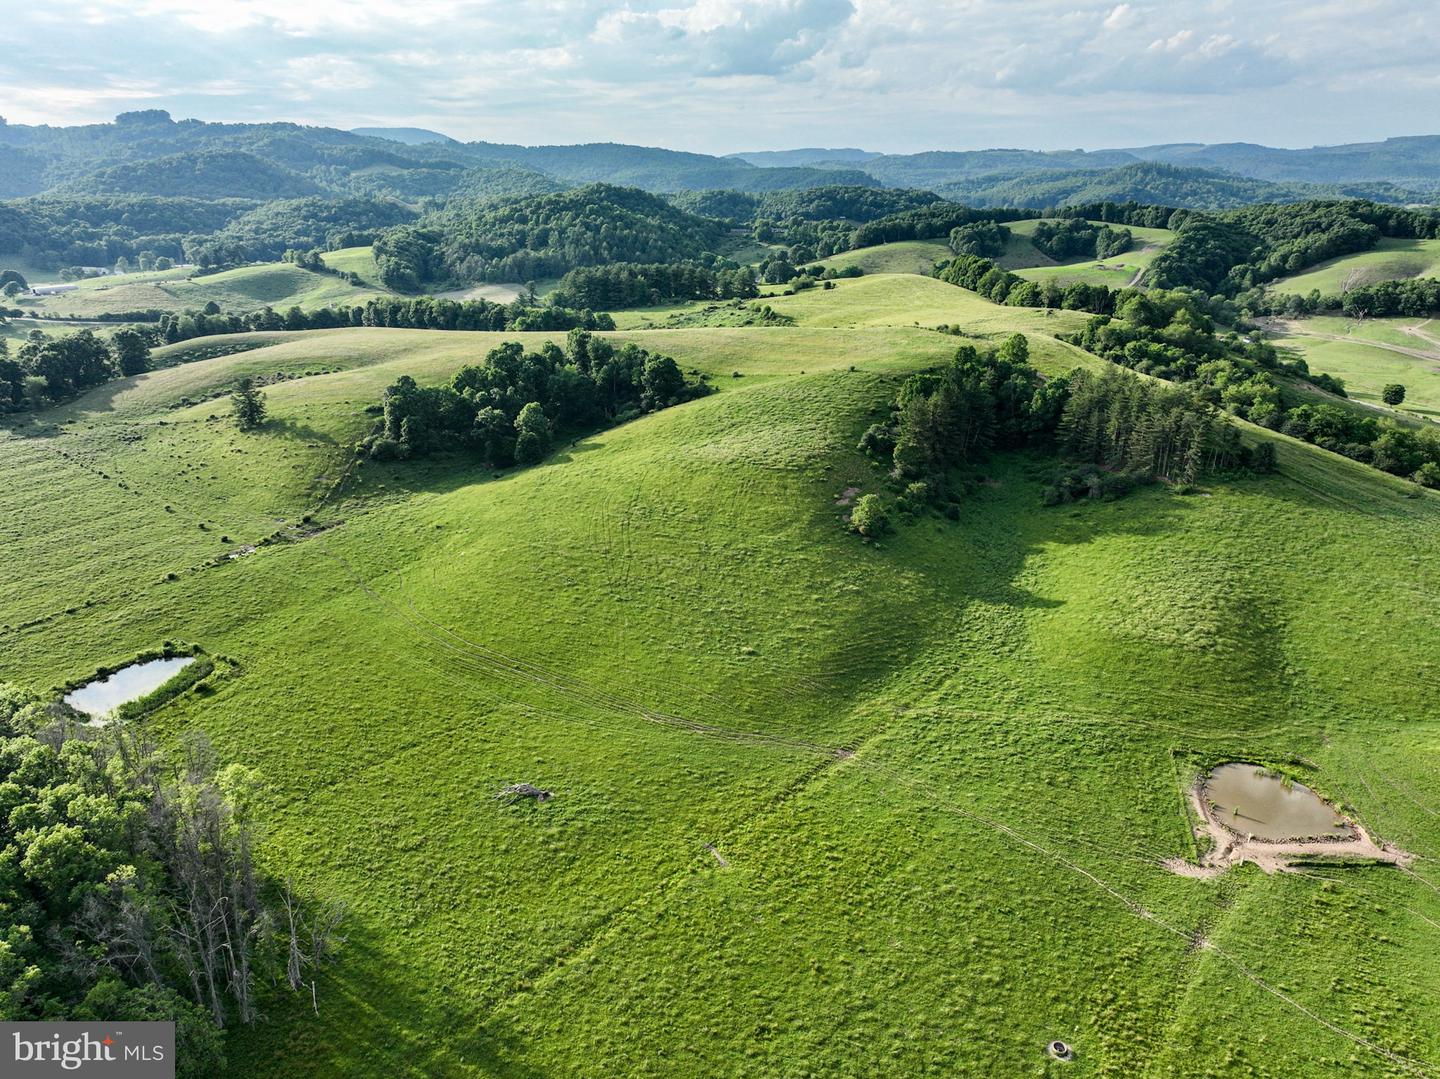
[323,543,1439,1077]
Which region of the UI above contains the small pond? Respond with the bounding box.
[1202,763,1354,841]
[64,656,195,720]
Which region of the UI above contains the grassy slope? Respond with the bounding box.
[1271,237,1440,296]
[10,262,391,318]
[1005,220,1176,289]
[808,240,953,276]
[1269,315,1440,419]
[319,246,383,288]
[3,280,1439,1078]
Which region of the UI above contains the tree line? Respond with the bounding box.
[1065,290,1440,487]
[548,261,759,310]
[153,296,613,346]
[0,297,615,413]
[0,685,344,1078]
[363,330,708,467]
[935,253,1118,314]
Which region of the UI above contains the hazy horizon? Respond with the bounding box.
[5,0,1436,156]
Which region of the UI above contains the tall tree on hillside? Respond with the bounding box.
[112,327,152,376]
[513,401,551,465]
[231,378,267,430]
[1383,383,1407,406]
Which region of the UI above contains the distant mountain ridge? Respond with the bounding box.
[726,148,882,168]
[0,114,1436,210]
[0,115,882,201]
[351,127,456,145]
[934,162,1433,211]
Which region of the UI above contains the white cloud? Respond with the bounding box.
[1,0,1437,152]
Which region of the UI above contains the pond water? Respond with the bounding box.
[64,657,195,719]
[1202,763,1354,841]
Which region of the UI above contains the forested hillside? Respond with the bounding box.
[371,184,727,289]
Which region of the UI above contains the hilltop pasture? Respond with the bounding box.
[1268,315,1440,418]
[1004,219,1176,289]
[2,279,1439,1078]
[1271,237,1440,296]
[10,261,391,319]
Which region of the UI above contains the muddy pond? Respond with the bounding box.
[64,656,194,720]
[1202,763,1354,841]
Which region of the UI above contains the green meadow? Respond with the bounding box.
[808,239,953,276]
[320,245,385,288]
[3,277,1439,1077]
[1005,220,1176,289]
[1269,315,1440,418]
[1271,237,1440,296]
[10,261,391,319]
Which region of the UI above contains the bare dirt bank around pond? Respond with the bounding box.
[1166,783,1412,879]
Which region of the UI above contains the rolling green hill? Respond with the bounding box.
[10,261,391,318]
[1270,237,1440,295]
[4,277,1440,1078]
[1267,314,1440,418]
[806,240,952,276]
[1005,220,1177,288]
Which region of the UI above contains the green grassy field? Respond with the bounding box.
[808,240,953,276]
[1004,220,1176,288]
[4,277,1440,1077]
[1271,238,1440,296]
[1268,315,1440,419]
[10,262,392,319]
[320,246,385,288]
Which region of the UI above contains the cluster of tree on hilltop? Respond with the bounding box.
[945,218,1130,262]
[1029,219,1133,261]
[371,184,727,290]
[850,335,1264,533]
[0,687,345,1078]
[363,331,707,467]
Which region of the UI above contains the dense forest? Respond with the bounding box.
[931,162,1426,211]
[371,185,727,290]
[549,262,759,309]
[0,196,256,268]
[1148,200,1440,297]
[182,197,417,266]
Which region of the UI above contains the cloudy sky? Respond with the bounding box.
[4,0,1436,153]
